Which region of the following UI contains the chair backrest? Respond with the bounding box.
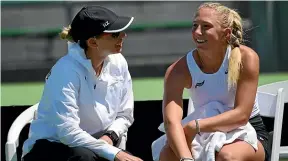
[258,88,285,161]
[258,80,288,103]
[5,103,38,161]
[257,91,279,117]
[257,81,288,160]
[187,97,195,116]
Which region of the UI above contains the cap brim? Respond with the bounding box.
[104,16,134,33]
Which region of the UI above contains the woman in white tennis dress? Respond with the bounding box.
[152,2,270,161]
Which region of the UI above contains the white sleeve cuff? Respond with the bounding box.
[101,144,122,161]
[107,117,129,137]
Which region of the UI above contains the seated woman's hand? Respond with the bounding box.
[183,120,198,145]
[115,151,143,161]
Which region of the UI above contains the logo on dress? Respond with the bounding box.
[225,69,228,74]
[195,80,205,88]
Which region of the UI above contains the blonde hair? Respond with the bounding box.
[198,2,243,89]
[59,25,74,42]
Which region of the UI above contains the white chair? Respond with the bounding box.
[258,80,288,102]
[5,102,128,161]
[257,88,286,161]
[257,80,288,160]
[5,103,39,161]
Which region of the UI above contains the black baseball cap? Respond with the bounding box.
[70,5,134,41]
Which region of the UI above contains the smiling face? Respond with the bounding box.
[192,7,228,53]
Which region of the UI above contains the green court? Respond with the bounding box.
[1,73,288,106]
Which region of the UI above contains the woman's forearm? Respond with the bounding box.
[165,122,193,159]
[199,108,248,133]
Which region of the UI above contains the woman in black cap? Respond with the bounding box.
[22,5,142,161]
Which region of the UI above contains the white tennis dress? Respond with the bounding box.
[152,45,260,161]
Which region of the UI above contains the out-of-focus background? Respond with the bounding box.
[1,1,288,106]
[1,1,288,161]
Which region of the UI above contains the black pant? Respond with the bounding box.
[23,139,110,161]
[249,114,271,161]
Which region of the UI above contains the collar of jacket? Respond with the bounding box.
[67,42,101,76]
[66,42,123,83]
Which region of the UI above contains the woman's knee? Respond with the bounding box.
[216,140,265,161]
[68,147,102,161]
[216,150,239,161]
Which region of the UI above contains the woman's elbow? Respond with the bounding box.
[163,119,181,131]
[237,110,250,126]
[239,116,249,126]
